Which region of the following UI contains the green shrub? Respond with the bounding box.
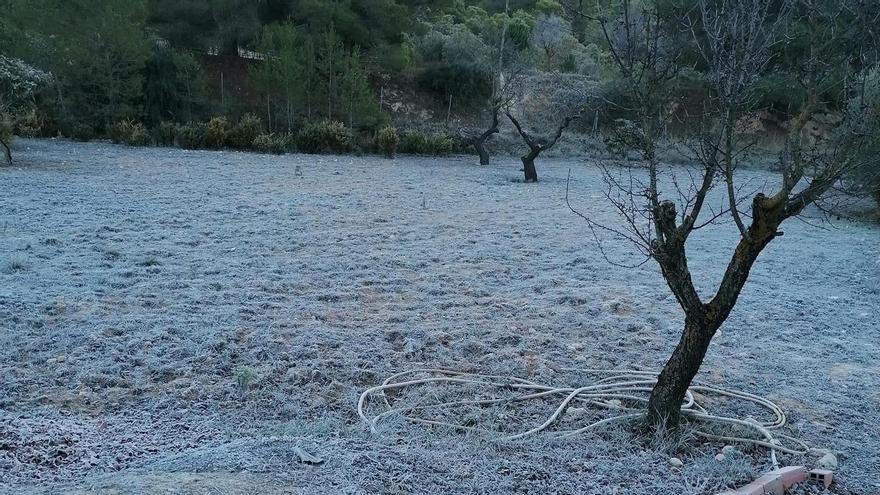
[110,120,150,146]
[229,113,262,149]
[753,72,808,113]
[110,119,135,144]
[252,133,271,153]
[204,116,230,149]
[398,130,455,156]
[14,109,41,138]
[126,122,150,146]
[374,126,400,158]
[296,120,352,154]
[253,133,287,154]
[281,132,297,152]
[154,121,177,147]
[176,122,206,149]
[70,123,95,142]
[398,131,427,154]
[1,113,12,164]
[0,113,11,141]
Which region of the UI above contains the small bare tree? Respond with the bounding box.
[468,105,501,166]
[507,109,580,182]
[465,70,521,166]
[566,0,879,429]
[462,0,517,166]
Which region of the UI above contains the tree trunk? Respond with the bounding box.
[446,94,453,125]
[646,198,780,430]
[507,111,575,181]
[472,109,499,165]
[522,149,539,182]
[474,136,490,165]
[267,94,272,132]
[327,50,333,119]
[1,139,11,165]
[646,313,719,428]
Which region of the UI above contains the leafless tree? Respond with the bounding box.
[461,0,515,166]
[468,106,501,166]
[507,109,580,182]
[564,0,879,429]
[464,69,521,166]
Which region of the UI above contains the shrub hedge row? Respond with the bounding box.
[81,115,462,158]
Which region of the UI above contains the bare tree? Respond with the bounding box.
[465,70,520,166]
[565,0,879,429]
[468,106,500,166]
[507,109,580,182]
[462,0,513,166]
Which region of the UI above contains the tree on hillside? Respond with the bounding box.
[418,5,531,164]
[301,38,319,120]
[147,0,263,53]
[464,0,515,166]
[291,0,410,48]
[339,48,382,128]
[251,22,381,129]
[4,0,150,134]
[252,23,304,130]
[0,56,52,164]
[143,44,206,125]
[830,4,880,208]
[565,0,880,429]
[846,67,880,208]
[319,27,343,120]
[147,0,216,50]
[530,14,568,66]
[211,0,264,53]
[415,23,495,104]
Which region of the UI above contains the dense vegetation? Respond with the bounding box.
[0,0,537,132]
[0,0,877,200]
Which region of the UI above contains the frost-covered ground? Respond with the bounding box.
[1,139,878,494]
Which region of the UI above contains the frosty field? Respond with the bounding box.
[1,139,878,494]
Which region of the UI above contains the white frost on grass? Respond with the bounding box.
[0,139,878,494]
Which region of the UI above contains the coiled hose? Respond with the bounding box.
[358,368,828,468]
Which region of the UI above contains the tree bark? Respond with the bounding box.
[1,138,11,166]
[469,107,500,165]
[521,149,539,182]
[646,313,719,427]
[474,137,491,165]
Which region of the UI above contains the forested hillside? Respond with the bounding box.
[1,1,874,130]
[1,0,879,202]
[3,0,579,136]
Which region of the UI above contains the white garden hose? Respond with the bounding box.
[358,368,829,468]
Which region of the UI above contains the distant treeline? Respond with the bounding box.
[6,1,874,137]
[1,0,879,205]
